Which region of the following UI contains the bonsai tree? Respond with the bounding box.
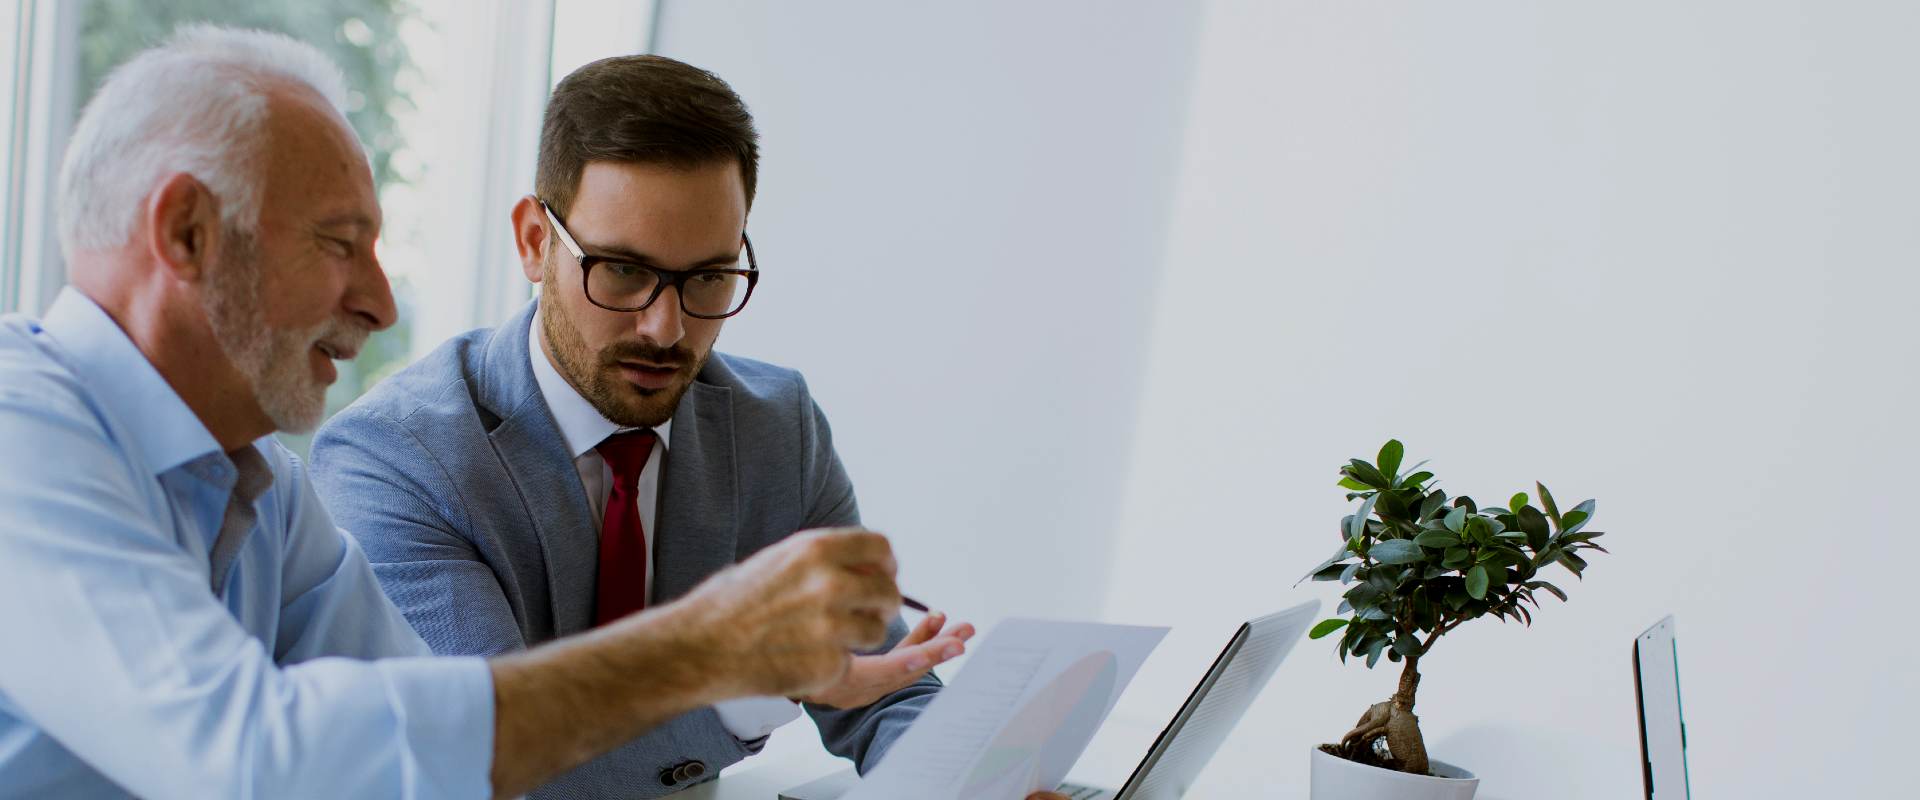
[1300,440,1607,775]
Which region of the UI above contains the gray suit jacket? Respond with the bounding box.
[310,301,936,798]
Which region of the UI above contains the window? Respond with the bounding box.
[0,0,655,453]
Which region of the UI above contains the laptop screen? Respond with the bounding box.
[1634,615,1690,800]
[1116,600,1318,798]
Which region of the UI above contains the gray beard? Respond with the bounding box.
[199,230,342,435]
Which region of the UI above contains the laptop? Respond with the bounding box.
[1633,615,1691,800]
[781,599,1320,800]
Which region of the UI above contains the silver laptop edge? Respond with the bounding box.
[1099,599,1319,799]
[781,599,1319,800]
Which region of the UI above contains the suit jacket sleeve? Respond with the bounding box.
[310,404,529,657]
[793,388,944,773]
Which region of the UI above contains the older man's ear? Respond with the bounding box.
[143,172,220,282]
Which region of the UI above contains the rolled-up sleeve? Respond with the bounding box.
[0,387,495,800]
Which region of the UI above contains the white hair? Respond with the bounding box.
[57,24,352,257]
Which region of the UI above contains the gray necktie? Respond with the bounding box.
[209,446,274,598]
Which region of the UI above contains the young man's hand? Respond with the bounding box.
[799,609,976,709]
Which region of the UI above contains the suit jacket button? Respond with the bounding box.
[684,761,707,780]
[659,765,680,787]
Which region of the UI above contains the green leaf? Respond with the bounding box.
[1443,506,1467,533]
[1363,637,1388,668]
[1559,509,1590,535]
[1338,477,1372,492]
[1347,494,1381,540]
[1465,565,1490,599]
[1509,492,1528,513]
[1419,490,1447,520]
[1377,440,1404,483]
[1526,580,1569,602]
[1310,564,1346,581]
[1368,539,1425,564]
[1465,516,1495,545]
[1414,531,1460,548]
[1518,506,1551,550]
[1567,500,1596,531]
[1392,635,1424,658]
[1537,482,1561,524]
[1401,471,1434,488]
[1298,543,1352,585]
[1375,489,1413,522]
[1309,618,1349,639]
[1346,460,1391,490]
[1339,562,1362,584]
[1344,582,1384,609]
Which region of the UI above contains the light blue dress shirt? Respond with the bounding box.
[0,289,495,799]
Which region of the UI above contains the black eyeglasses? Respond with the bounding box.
[540,199,759,319]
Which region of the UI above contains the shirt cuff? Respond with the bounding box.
[376,655,496,799]
[713,695,803,742]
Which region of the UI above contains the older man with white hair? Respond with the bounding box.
[0,26,918,799]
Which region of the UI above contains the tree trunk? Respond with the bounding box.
[1384,655,1430,774]
[1393,654,1421,710]
[1331,655,1433,775]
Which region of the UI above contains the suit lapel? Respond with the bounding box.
[653,380,738,605]
[479,302,602,639]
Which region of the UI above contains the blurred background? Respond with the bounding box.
[4,1,1915,797]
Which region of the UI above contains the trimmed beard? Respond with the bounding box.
[539,250,708,428]
[200,227,366,435]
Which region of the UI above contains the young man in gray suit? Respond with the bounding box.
[311,56,989,798]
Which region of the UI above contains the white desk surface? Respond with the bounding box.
[664,713,1291,799]
[665,714,1539,799]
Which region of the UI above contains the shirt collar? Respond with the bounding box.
[39,287,224,476]
[527,311,672,460]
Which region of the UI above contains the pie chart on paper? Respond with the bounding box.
[960,650,1121,797]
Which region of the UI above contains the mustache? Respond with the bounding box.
[597,340,694,368]
[310,316,372,360]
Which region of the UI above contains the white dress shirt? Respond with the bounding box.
[528,314,801,741]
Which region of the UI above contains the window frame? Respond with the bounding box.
[0,0,660,345]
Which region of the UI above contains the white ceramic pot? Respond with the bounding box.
[1309,746,1480,800]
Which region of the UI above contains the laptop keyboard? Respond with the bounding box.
[1055,783,1107,800]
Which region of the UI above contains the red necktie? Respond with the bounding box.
[593,429,657,626]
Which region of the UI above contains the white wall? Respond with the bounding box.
[654,1,1916,796]
[1102,1,1919,798]
[651,0,1204,627]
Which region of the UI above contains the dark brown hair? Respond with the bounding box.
[535,55,759,216]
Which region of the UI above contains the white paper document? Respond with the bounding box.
[843,619,1168,800]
